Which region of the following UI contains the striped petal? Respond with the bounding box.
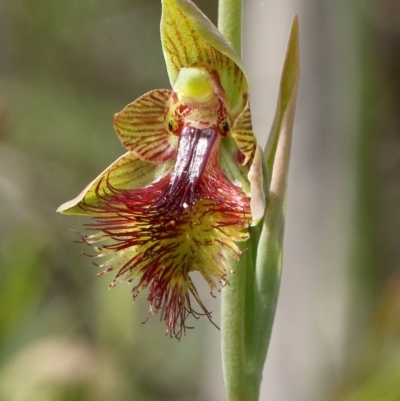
[113,89,178,163]
[231,93,256,166]
[161,0,248,117]
[57,151,174,215]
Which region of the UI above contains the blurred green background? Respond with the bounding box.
[0,0,399,400]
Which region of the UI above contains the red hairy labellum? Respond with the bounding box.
[79,141,251,338]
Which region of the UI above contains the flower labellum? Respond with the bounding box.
[57,0,265,339]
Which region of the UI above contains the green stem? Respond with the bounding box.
[219,2,258,401]
[221,247,256,401]
[218,0,243,56]
[219,0,299,398]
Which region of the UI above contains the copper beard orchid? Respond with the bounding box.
[58,0,265,338]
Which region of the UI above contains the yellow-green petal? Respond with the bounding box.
[57,151,173,215]
[230,93,256,166]
[113,89,178,163]
[161,0,248,117]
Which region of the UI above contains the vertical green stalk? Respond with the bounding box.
[218,0,243,55]
[221,246,256,401]
[218,3,254,401]
[219,1,299,399]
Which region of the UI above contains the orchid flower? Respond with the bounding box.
[57,0,266,339]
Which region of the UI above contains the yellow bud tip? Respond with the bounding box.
[173,68,214,103]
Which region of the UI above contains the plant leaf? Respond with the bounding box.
[248,14,300,376]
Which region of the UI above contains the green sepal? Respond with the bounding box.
[161,0,248,117]
[57,152,173,215]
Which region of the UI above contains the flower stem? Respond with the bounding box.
[218,0,242,56]
[221,244,258,401]
[219,1,299,400]
[218,2,257,401]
